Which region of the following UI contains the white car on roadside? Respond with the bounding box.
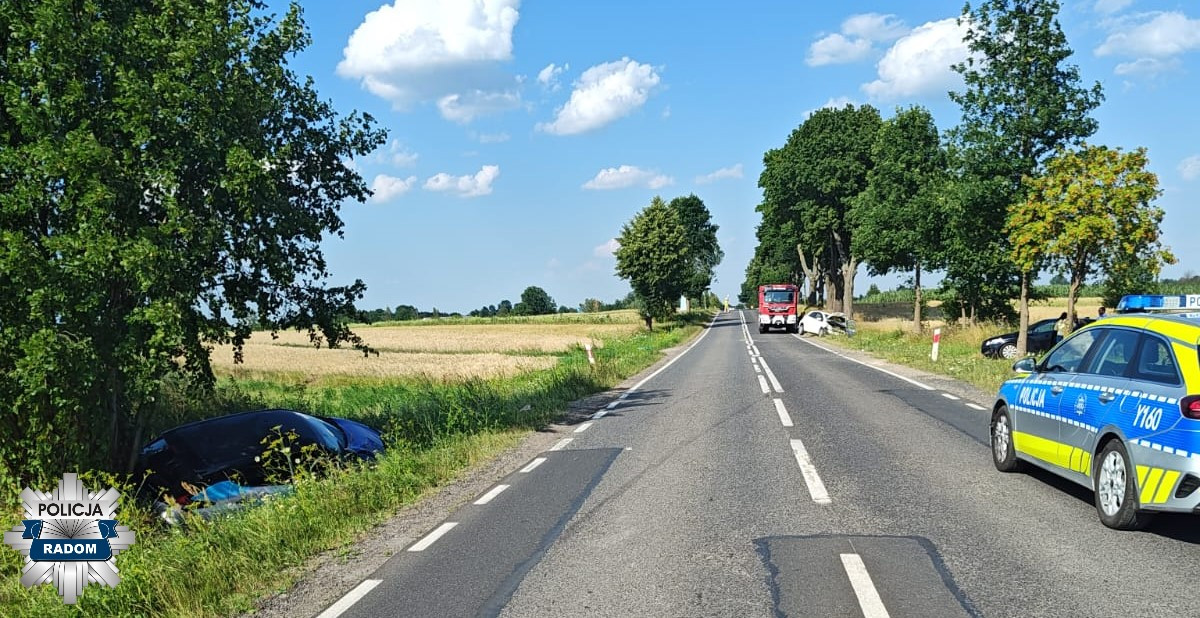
[800,310,853,336]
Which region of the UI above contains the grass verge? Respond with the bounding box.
[0,315,709,617]
[825,322,1023,394]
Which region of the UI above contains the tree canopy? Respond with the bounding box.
[515,286,557,316]
[668,194,723,302]
[615,196,690,330]
[0,0,385,481]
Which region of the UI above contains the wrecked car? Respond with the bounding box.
[134,408,384,507]
[799,310,855,337]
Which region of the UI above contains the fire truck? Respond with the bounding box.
[757,284,800,334]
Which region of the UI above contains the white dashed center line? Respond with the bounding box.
[773,398,794,427]
[519,457,547,473]
[758,375,770,394]
[758,357,784,393]
[473,484,510,505]
[790,438,831,505]
[840,553,891,618]
[408,522,457,552]
[315,579,382,618]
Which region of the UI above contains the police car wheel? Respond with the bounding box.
[999,344,1018,360]
[990,406,1023,472]
[1094,440,1154,531]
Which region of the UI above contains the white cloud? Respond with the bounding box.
[593,238,620,258]
[1094,0,1133,14]
[807,13,907,66]
[437,90,521,123]
[862,18,970,100]
[424,165,500,197]
[842,13,908,41]
[808,34,873,66]
[370,174,418,203]
[1114,57,1180,76]
[537,58,661,135]
[337,0,521,121]
[1097,11,1200,57]
[582,165,673,190]
[537,62,568,90]
[373,140,418,167]
[695,164,744,184]
[1180,155,1200,181]
[803,96,860,118]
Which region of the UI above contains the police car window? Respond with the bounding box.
[1132,335,1181,385]
[1042,330,1099,373]
[1088,329,1140,377]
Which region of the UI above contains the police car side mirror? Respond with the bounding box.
[1012,357,1036,374]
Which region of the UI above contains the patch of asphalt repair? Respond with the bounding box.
[245,331,707,618]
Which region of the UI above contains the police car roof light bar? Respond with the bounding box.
[1116,294,1200,313]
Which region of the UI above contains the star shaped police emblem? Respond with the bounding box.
[2,473,137,604]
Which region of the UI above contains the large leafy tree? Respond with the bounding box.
[948,0,1103,341]
[668,194,723,305]
[615,197,690,330]
[852,107,949,331]
[1011,145,1174,329]
[0,1,386,481]
[759,105,881,317]
[515,286,556,316]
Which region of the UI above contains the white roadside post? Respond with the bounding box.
[931,327,942,362]
[585,342,596,366]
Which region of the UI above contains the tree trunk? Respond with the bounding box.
[644,315,653,331]
[1068,255,1087,333]
[796,244,819,306]
[1017,272,1031,356]
[825,270,840,312]
[913,264,923,333]
[841,257,857,322]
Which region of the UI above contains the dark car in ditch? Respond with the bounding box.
[980,317,1092,359]
[134,408,384,505]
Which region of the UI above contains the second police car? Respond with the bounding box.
[990,294,1200,529]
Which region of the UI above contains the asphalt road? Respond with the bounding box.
[317,309,1200,618]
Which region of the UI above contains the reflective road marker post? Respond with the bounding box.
[931,327,941,362]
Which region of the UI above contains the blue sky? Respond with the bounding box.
[269,0,1200,313]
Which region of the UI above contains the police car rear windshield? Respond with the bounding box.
[764,290,794,304]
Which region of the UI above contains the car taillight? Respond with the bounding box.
[1181,396,1200,420]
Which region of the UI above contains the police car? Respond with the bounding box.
[990,294,1200,530]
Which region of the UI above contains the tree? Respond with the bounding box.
[615,197,690,330]
[668,194,723,303]
[949,0,1103,349]
[516,286,556,316]
[0,1,385,481]
[852,106,949,332]
[1011,145,1174,329]
[497,300,513,316]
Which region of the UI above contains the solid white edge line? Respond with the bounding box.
[626,314,718,393]
[408,522,458,552]
[790,438,831,504]
[758,357,784,393]
[752,345,761,356]
[941,393,960,401]
[574,421,594,433]
[315,579,382,618]
[519,457,547,473]
[757,375,770,394]
[773,398,794,427]
[792,334,934,391]
[549,438,573,451]
[473,484,510,505]
[591,410,609,420]
[840,553,891,618]
[966,403,986,411]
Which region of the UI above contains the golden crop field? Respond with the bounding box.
[208,317,640,381]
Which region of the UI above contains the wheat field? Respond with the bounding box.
[259,323,640,353]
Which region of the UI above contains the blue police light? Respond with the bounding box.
[1116,294,1200,313]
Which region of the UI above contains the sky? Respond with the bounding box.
[265,0,1200,313]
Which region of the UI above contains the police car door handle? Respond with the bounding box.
[1050,385,1064,395]
[1098,392,1116,404]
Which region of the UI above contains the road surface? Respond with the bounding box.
[313,309,1200,618]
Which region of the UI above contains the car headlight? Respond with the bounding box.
[986,338,1006,346]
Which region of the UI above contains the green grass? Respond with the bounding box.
[0,314,708,617]
[828,323,1024,394]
